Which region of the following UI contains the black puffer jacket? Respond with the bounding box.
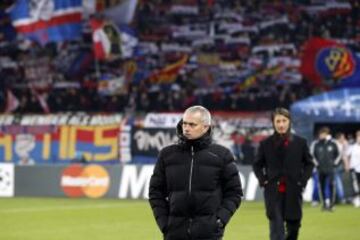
[149,121,243,240]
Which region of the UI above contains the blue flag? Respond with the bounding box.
[9,0,83,45]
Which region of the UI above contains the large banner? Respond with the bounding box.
[133,112,273,163]
[0,114,125,164]
[0,112,272,164]
[12,164,318,202]
[131,127,177,163]
[0,125,121,164]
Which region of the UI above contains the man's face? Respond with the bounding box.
[273,114,290,134]
[356,133,360,143]
[319,132,328,140]
[182,111,209,140]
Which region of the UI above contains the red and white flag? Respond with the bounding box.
[29,85,50,113]
[90,18,108,60]
[90,18,122,60]
[36,93,50,114]
[5,89,20,113]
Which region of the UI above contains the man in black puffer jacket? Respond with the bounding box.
[149,105,243,240]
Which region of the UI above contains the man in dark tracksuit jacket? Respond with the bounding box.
[253,108,314,240]
[149,105,242,240]
[311,126,340,211]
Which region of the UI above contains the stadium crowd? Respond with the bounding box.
[0,0,359,114]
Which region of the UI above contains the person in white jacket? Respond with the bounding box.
[345,130,360,208]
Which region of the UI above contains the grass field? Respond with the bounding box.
[0,198,359,240]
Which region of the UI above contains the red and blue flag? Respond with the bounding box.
[9,0,83,45]
[300,37,360,88]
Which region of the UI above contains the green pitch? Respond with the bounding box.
[0,198,358,240]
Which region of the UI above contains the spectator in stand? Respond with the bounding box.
[1,1,359,114]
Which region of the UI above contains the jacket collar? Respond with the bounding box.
[176,120,212,150]
[272,131,293,146]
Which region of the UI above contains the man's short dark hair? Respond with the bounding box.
[318,126,330,135]
[356,130,360,138]
[271,107,291,122]
[335,132,344,139]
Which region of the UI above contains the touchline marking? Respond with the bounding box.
[0,203,128,213]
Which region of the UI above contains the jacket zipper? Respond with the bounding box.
[187,146,195,238]
[187,146,194,238]
[188,146,194,194]
[187,218,193,236]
